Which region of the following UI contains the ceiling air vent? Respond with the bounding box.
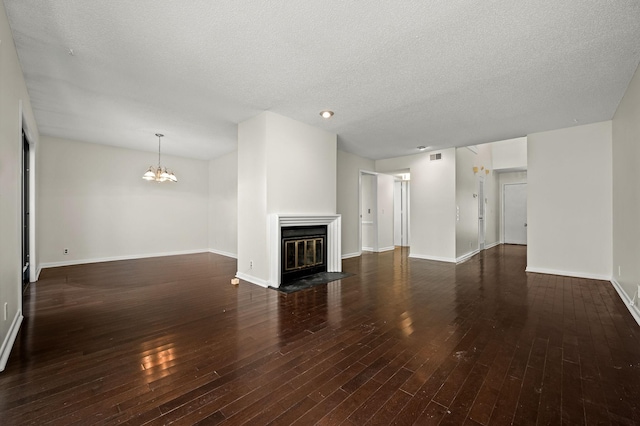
[430,153,442,161]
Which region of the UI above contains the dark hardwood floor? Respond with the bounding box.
[1,245,639,425]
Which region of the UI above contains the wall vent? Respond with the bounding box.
[430,153,442,161]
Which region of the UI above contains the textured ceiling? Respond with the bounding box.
[4,0,640,160]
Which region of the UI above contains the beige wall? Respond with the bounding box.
[209,150,238,258]
[38,137,210,266]
[376,148,457,262]
[612,61,640,318]
[376,173,395,251]
[0,2,40,370]
[492,137,527,171]
[336,150,374,257]
[527,121,612,279]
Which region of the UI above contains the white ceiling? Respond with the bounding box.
[4,1,640,160]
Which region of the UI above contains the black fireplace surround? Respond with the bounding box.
[281,225,327,285]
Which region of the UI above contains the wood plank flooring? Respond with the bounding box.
[1,245,639,425]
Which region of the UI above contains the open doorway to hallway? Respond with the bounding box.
[359,170,410,254]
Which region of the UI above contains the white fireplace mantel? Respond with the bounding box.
[269,214,342,287]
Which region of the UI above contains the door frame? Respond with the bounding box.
[502,182,528,245]
[20,103,37,288]
[359,170,378,253]
[478,176,485,250]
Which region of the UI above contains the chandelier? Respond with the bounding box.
[142,133,177,182]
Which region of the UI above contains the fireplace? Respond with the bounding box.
[281,226,327,284]
[269,214,341,288]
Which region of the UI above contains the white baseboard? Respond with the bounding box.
[0,310,23,372]
[235,272,270,288]
[38,249,210,270]
[525,266,610,281]
[377,246,395,253]
[456,249,480,264]
[360,247,395,253]
[342,252,361,259]
[409,253,456,263]
[208,249,237,259]
[484,241,500,250]
[610,278,640,327]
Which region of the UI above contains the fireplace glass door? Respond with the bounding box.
[281,226,327,284]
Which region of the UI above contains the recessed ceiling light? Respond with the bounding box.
[320,110,334,119]
[417,146,427,150]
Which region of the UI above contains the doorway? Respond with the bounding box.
[504,183,527,245]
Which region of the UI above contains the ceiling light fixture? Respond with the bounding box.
[320,110,334,119]
[417,145,427,150]
[143,133,177,183]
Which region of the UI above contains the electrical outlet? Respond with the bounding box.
[3,303,7,321]
[618,265,621,276]
[63,248,69,255]
[250,260,253,269]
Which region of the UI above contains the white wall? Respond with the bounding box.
[0,2,40,370]
[376,173,395,251]
[38,137,209,266]
[456,148,480,259]
[612,61,640,317]
[527,121,612,279]
[265,112,337,215]
[491,137,527,171]
[237,111,337,286]
[209,150,238,258]
[376,148,457,262]
[336,150,374,257]
[237,113,269,283]
[478,144,499,248]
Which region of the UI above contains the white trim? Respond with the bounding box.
[342,251,361,259]
[38,249,210,270]
[377,246,395,253]
[409,253,456,263]
[269,214,342,288]
[235,272,269,288]
[525,266,610,281]
[456,249,480,264]
[208,249,237,259]
[484,241,500,250]
[0,310,23,372]
[362,247,374,252]
[610,278,640,327]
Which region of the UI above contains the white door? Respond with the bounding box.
[504,183,527,245]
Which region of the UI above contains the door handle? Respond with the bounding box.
[524,223,527,227]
